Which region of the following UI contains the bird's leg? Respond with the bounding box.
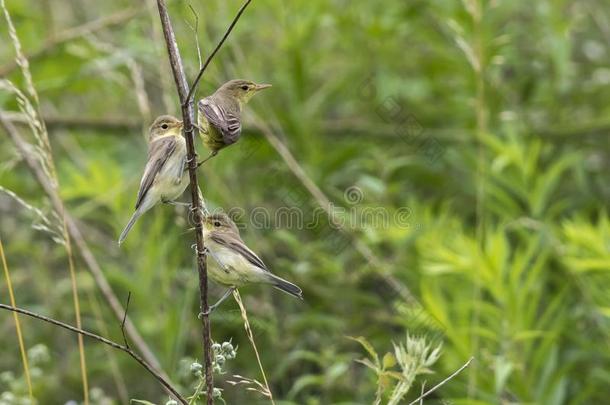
[198,287,235,317]
[188,201,206,219]
[196,243,235,317]
[196,151,218,168]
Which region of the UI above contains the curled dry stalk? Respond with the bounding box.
[233,289,275,404]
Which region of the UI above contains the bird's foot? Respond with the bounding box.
[197,306,215,318]
[197,287,235,318]
[197,300,221,318]
[190,244,208,256]
[184,154,198,171]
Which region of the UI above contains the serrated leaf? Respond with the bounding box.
[355,358,380,372]
[347,336,380,368]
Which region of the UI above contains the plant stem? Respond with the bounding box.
[0,303,187,404]
[155,1,214,403]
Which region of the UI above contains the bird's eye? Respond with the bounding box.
[241,85,249,91]
[161,124,169,130]
[214,221,221,227]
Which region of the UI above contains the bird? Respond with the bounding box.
[200,212,303,314]
[118,115,189,245]
[196,79,271,165]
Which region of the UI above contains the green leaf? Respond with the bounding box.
[382,352,396,369]
[347,336,380,368]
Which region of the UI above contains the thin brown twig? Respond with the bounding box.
[88,292,130,404]
[155,1,214,403]
[0,114,173,390]
[0,303,188,404]
[184,0,253,104]
[186,5,203,70]
[0,8,141,77]
[121,291,132,349]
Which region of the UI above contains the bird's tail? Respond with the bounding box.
[118,208,144,245]
[267,273,303,300]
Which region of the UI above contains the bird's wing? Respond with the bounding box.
[199,97,241,145]
[210,233,268,271]
[174,154,186,184]
[135,136,177,209]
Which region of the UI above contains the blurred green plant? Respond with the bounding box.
[0,0,609,403]
[349,334,443,405]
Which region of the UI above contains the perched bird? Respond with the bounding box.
[201,212,302,313]
[118,115,189,245]
[196,79,271,165]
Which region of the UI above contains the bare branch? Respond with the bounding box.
[155,1,214,402]
[0,303,187,404]
[184,0,253,104]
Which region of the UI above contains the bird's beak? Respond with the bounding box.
[255,83,272,91]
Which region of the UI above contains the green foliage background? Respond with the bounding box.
[1,0,609,403]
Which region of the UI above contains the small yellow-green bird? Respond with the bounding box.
[201,213,303,313]
[118,115,189,245]
[196,79,271,165]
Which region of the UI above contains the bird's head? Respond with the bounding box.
[148,115,183,141]
[216,79,272,105]
[203,212,241,235]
